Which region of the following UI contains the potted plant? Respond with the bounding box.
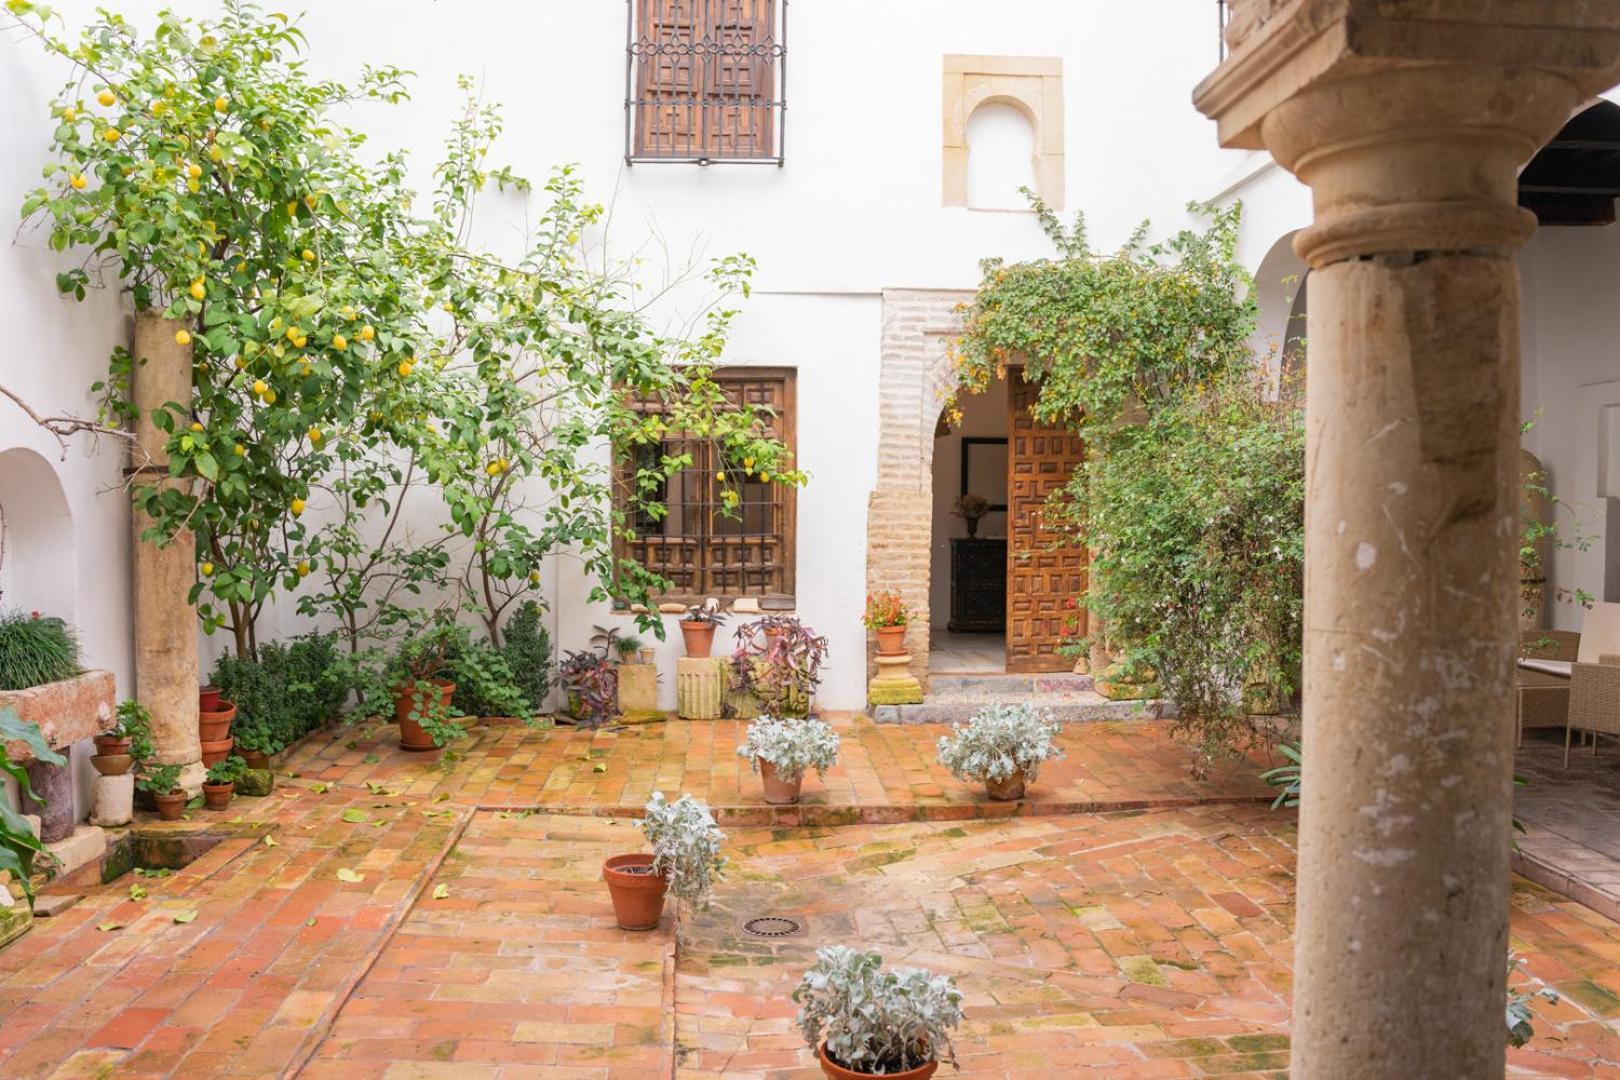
[952,493,991,539]
[91,699,150,776]
[611,635,643,665]
[235,724,272,771]
[737,715,840,804]
[385,622,462,752]
[729,617,828,719]
[793,946,963,1079]
[602,792,726,931]
[202,755,246,811]
[558,649,619,728]
[199,685,224,713]
[679,605,727,659]
[936,704,1063,801]
[137,763,186,821]
[863,591,910,656]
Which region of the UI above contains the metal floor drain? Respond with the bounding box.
[741,915,804,938]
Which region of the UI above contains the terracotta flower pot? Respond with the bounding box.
[198,702,236,742]
[816,1042,938,1080]
[199,685,224,713]
[758,758,803,805]
[393,679,456,752]
[93,734,132,757]
[602,853,668,931]
[680,620,717,659]
[90,754,133,777]
[200,736,234,767]
[984,770,1026,802]
[152,791,186,821]
[875,626,907,656]
[202,782,234,811]
[241,749,270,770]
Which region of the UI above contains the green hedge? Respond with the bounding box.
[210,633,349,754]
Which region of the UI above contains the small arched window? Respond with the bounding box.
[965,101,1037,210]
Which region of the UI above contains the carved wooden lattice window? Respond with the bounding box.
[628,0,785,163]
[618,368,796,604]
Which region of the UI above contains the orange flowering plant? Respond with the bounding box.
[862,590,909,630]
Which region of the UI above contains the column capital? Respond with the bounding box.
[1194,0,1620,266]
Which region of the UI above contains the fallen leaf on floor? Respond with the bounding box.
[96,921,121,932]
[262,835,279,847]
[362,754,380,764]
[172,910,197,924]
[128,883,147,901]
[306,917,316,926]
[431,883,450,900]
[310,782,329,794]
[432,792,450,803]
[336,868,364,883]
[345,740,358,750]
[592,763,607,773]
[341,809,369,824]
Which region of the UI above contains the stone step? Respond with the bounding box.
[925,673,1095,701]
[871,694,1173,725]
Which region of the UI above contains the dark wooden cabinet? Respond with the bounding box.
[949,538,1006,632]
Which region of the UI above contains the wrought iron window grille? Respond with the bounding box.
[625,0,787,165]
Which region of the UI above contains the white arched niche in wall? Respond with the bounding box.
[1251,229,1308,385]
[965,100,1037,211]
[0,447,79,626]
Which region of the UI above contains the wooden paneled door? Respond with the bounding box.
[1005,374,1087,672]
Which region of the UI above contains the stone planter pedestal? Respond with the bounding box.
[867,651,923,707]
[616,663,660,719]
[1,670,118,843]
[91,773,134,827]
[676,658,726,720]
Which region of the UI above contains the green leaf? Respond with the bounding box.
[340,809,369,824]
[335,867,364,883]
[97,920,122,932]
[194,452,219,482]
[129,883,148,901]
[262,834,279,847]
[172,910,197,924]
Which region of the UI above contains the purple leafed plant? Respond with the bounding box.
[729,615,828,719]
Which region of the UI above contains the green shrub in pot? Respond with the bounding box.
[793,946,963,1077]
[737,716,840,784]
[936,704,1063,799]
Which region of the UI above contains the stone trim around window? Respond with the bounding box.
[942,54,1065,209]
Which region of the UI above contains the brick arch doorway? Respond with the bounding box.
[865,289,1088,693]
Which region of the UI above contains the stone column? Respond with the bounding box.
[129,312,202,791]
[1196,6,1620,1078]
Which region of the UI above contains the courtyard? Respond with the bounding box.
[2,717,1618,1078]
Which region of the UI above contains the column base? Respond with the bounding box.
[869,651,923,706]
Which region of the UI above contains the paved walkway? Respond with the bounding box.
[0,715,1616,1077]
[1515,730,1620,923]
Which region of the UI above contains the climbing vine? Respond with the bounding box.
[955,193,1303,770]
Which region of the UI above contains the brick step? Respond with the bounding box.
[871,694,1172,725]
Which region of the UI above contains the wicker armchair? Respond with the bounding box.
[1564,653,1620,766]
[1518,629,1578,745]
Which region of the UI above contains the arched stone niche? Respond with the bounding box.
[943,55,1064,209]
[0,447,78,625]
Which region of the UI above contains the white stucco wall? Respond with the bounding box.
[1,1,1238,720]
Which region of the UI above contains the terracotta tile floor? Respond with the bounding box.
[1,715,1616,1077]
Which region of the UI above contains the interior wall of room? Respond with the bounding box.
[929,379,1009,630]
[1518,224,1620,629]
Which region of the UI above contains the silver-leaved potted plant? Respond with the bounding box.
[737,715,840,804]
[935,703,1063,801]
[794,945,963,1079]
[602,792,726,931]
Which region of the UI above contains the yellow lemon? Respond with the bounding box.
[304,194,316,209]
[189,280,206,301]
[485,461,501,477]
[759,472,770,483]
[441,301,453,313]
[187,178,200,194]
[69,174,87,190]
[340,304,355,320]
[296,560,310,577]
[331,333,347,351]
[292,335,306,349]
[233,443,245,456]
[186,163,201,179]
[301,248,315,263]
[715,471,725,482]
[103,127,121,142]
[252,379,268,396]
[209,145,222,162]
[300,362,312,376]
[358,324,374,342]
[97,90,115,107]
[286,200,297,217]
[200,562,214,576]
[174,329,192,346]
[151,101,167,117]
[189,421,204,433]
[262,389,277,405]
[215,95,228,112]
[290,497,305,516]
[529,571,541,585]
[63,107,77,121]
[285,326,300,342]
[397,360,414,377]
[307,426,322,442]
[233,355,246,370]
